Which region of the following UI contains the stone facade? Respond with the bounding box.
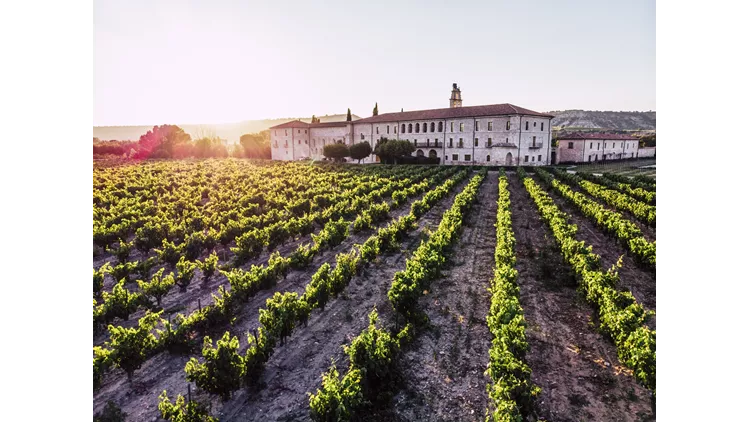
[556,134,645,164]
[270,85,554,166]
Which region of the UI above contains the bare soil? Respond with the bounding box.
[388,171,498,422]
[507,173,654,422]
[93,177,471,421]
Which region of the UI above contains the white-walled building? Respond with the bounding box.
[556,133,646,164]
[270,84,554,166]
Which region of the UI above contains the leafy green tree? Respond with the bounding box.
[640,133,656,147]
[185,332,245,400]
[346,108,352,121]
[374,139,415,164]
[323,143,349,162]
[134,124,192,159]
[349,142,372,163]
[240,131,272,159]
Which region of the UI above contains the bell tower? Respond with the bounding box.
[449,83,462,108]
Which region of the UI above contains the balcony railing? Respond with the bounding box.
[415,142,443,148]
[529,143,544,149]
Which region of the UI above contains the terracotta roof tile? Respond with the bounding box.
[269,120,310,129]
[557,132,637,141]
[354,103,553,124]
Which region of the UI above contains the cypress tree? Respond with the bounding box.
[372,102,378,116]
[346,108,352,121]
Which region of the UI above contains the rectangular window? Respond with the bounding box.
[541,122,544,131]
[298,140,301,144]
[524,155,529,162]
[532,156,535,162]
[449,138,453,147]
[452,154,458,161]
[285,130,288,136]
[450,122,454,132]
[487,138,492,147]
[376,127,379,134]
[534,122,537,127]
[506,121,510,130]
[459,122,464,132]
[589,155,593,162]
[568,142,574,149]
[387,126,390,134]
[298,130,301,133]
[525,121,529,130]
[459,138,464,147]
[597,143,600,150]
[590,142,593,149]
[464,154,471,161]
[361,133,365,140]
[305,129,307,134]
[305,140,308,144]
[474,138,478,147]
[538,155,542,162]
[532,136,536,146]
[475,121,479,131]
[488,121,493,131]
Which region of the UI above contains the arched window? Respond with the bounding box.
[416,149,424,157]
[486,155,491,162]
[394,125,398,134]
[506,121,510,130]
[415,123,419,133]
[423,123,427,133]
[408,124,412,133]
[430,122,435,132]
[438,122,443,132]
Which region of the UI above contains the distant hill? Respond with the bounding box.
[93,113,361,143]
[548,110,655,131]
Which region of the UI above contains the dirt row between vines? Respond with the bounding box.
[93,175,472,421]
[532,175,657,317]
[389,170,499,422]
[93,170,444,347]
[507,173,654,422]
[563,173,656,242]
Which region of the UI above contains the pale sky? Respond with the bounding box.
[94,0,655,126]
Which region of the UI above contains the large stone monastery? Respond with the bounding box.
[270,84,554,166]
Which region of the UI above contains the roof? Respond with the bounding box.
[556,132,638,141]
[354,103,554,124]
[310,121,350,128]
[269,120,310,129]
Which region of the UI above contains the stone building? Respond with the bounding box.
[555,133,645,164]
[270,84,554,166]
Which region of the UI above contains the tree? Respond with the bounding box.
[194,136,225,158]
[374,139,414,164]
[323,143,349,162]
[134,125,192,159]
[239,132,271,159]
[346,108,352,122]
[372,102,378,116]
[349,142,372,163]
[640,133,656,148]
[311,115,320,124]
